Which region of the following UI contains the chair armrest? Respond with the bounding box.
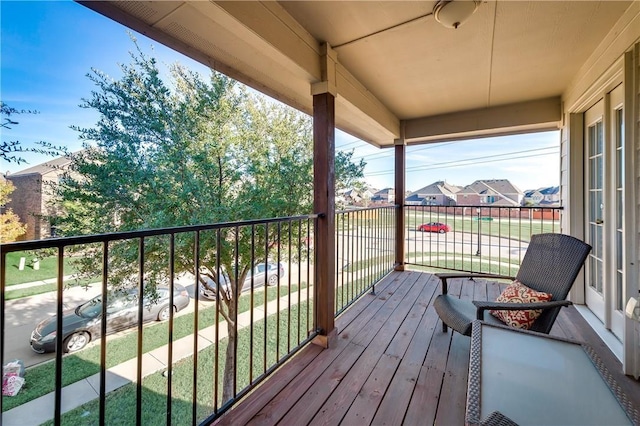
[472,300,572,320]
[480,411,519,426]
[435,273,515,295]
[435,272,514,280]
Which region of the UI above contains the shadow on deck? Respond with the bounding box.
[212,270,640,425]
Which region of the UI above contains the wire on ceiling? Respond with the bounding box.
[333,12,434,49]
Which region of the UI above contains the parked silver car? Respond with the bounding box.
[199,262,285,300]
[30,284,190,353]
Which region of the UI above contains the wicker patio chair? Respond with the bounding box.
[480,411,519,426]
[433,233,591,336]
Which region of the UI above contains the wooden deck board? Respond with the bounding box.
[286,272,426,424]
[404,284,455,424]
[435,331,470,426]
[230,276,398,426]
[244,272,420,425]
[368,275,441,424]
[279,341,366,424]
[307,272,434,425]
[340,353,401,425]
[433,278,475,425]
[212,271,640,426]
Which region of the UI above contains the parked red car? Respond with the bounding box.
[417,222,450,233]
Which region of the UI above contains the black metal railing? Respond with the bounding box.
[334,206,397,315]
[1,214,317,425]
[405,205,563,276]
[0,203,564,423]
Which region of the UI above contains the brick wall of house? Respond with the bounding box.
[6,174,43,241]
[38,174,60,239]
[456,194,482,205]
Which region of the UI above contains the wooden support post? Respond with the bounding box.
[312,91,336,348]
[395,141,405,271]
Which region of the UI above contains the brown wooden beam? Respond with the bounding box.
[312,92,336,347]
[395,142,405,271]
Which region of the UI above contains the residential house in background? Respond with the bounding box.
[359,187,375,204]
[405,180,461,206]
[523,186,561,206]
[4,157,71,240]
[370,187,394,205]
[456,179,523,206]
[340,187,374,206]
[540,186,560,205]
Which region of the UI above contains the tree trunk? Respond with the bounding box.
[221,301,237,403]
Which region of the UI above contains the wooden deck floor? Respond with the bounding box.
[212,270,640,425]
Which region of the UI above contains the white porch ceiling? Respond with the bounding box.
[79,1,634,147]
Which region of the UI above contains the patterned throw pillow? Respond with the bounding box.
[490,280,553,329]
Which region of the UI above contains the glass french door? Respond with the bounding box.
[584,85,624,340]
[585,100,604,320]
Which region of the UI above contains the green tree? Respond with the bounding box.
[53,43,364,402]
[0,179,26,243]
[1,102,64,164]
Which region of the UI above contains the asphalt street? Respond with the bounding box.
[3,279,207,368]
[4,283,102,367]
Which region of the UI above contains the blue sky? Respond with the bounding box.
[1,1,560,192]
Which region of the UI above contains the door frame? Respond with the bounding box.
[607,84,625,339]
[566,52,639,376]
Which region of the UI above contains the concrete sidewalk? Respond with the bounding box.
[2,287,310,426]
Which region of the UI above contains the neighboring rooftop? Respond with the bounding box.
[458,179,523,195]
[409,180,461,197]
[5,156,72,177]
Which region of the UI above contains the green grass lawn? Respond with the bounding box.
[4,283,59,300]
[2,250,102,299]
[41,302,311,425]
[3,251,80,286]
[1,282,308,412]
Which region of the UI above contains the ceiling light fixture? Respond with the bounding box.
[433,0,480,29]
